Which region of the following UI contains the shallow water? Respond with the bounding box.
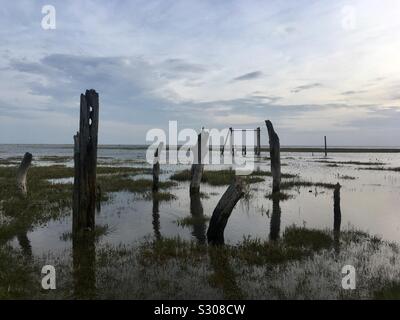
[1,144,400,259]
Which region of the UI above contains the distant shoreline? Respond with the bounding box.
[1,144,400,153]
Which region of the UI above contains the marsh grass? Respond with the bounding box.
[280,179,336,190]
[359,167,400,172]
[265,191,294,201]
[175,215,211,227]
[170,169,297,186]
[315,160,385,166]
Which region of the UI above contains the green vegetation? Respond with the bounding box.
[175,215,210,227]
[280,179,336,190]
[265,191,294,201]
[170,169,297,186]
[359,167,400,172]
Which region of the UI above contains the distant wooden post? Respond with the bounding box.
[256,127,261,156]
[265,120,281,193]
[73,89,99,234]
[324,136,327,157]
[152,143,162,192]
[16,152,32,196]
[207,177,244,245]
[334,183,341,233]
[229,127,234,155]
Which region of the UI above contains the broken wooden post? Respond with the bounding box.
[207,177,244,245]
[73,89,99,234]
[16,152,32,196]
[334,183,341,233]
[265,120,281,193]
[256,127,261,156]
[324,136,327,157]
[269,198,281,241]
[152,143,162,192]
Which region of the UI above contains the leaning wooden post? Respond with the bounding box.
[152,143,162,192]
[73,89,99,234]
[207,177,244,245]
[16,152,32,196]
[333,183,341,233]
[265,120,281,193]
[256,127,261,156]
[324,136,327,157]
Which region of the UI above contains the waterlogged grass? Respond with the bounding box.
[359,167,400,172]
[280,179,336,191]
[170,169,297,186]
[1,227,399,299]
[175,215,211,227]
[265,191,294,201]
[315,160,385,166]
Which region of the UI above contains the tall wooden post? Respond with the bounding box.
[152,143,162,192]
[265,120,281,193]
[324,136,327,157]
[256,127,261,156]
[73,89,99,234]
[190,130,209,195]
[16,152,32,196]
[229,127,234,155]
[207,177,244,245]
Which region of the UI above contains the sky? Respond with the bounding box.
[0,0,400,146]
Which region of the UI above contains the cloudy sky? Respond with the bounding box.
[1,0,400,146]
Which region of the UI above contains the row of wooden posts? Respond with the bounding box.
[15,89,339,246]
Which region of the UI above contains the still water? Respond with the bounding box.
[1,144,400,258]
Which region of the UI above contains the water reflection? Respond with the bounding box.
[17,230,32,258]
[269,198,281,241]
[72,233,96,299]
[190,193,206,244]
[208,249,244,299]
[152,195,161,241]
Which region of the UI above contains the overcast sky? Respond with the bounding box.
[1,0,400,146]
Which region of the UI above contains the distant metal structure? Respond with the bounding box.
[221,127,261,156]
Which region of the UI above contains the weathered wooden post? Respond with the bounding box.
[207,177,244,245]
[229,127,234,155]
[152,143,162,192]
[265,120,281,193]
[73,89,99,234]
[324,136,327,157]
[334,183,341,233]
[256,127,261,156]
[16,152,32,196]
[190,130,209,195]
[269,198,281,241]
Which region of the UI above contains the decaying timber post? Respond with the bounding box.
[16,152,32,196]
[190,130,209,195]
[255,127,261,156]
[324,136,327,157]
[265,120,281,193]
[73,89,99,234]
[152,143,163,192]
[207,176,244,245]
[333,183,341,233]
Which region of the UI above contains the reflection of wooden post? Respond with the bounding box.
[207,177,244,245]
[73,89,99,234]
[334,183,341,233]
[324,136,327,157]
[256,127,261,156]
[190,193,206,244]
[265,120,281,193]
[16,152,32,196]
[73,234,96,298]
[152,197,161,241]
[269,198,281,241]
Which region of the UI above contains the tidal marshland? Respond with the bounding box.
[1,144,400,299]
